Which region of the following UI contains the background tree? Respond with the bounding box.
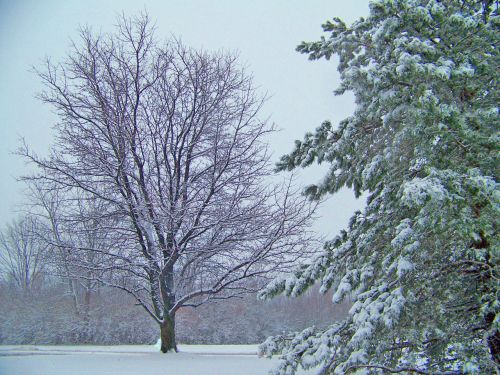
[21,13,316,352]
[0,216,47,293]
[27,184,114,342]
[260,0,499,373]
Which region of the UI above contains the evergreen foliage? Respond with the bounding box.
[259,1,499,373]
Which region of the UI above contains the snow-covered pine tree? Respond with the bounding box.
[259,1,499,373]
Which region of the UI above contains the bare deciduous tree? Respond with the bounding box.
[21,14,316,352]
[27,184,113,341]
[0,216,47,293]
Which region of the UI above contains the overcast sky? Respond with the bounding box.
[0,0,370,237]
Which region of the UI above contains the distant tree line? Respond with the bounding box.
[0,225,348,345]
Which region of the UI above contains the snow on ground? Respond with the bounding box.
[0,345,316,375]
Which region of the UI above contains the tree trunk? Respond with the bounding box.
[159,263,177,353]
[160,314,177,353]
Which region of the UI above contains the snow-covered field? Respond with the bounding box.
[0,344,315,375]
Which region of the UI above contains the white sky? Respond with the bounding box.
[0,0,370,237]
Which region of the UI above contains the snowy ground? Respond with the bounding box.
[0,344,315,375]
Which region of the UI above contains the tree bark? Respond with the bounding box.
[159,263,177,353]
[160,314,177,353]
